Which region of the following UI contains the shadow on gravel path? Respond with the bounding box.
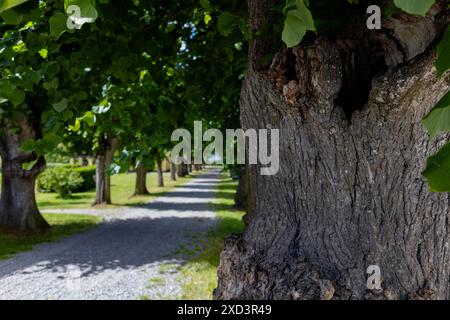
[0,169,222,300]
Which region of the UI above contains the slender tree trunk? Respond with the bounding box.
[0,115,49,233]
[134,162,149,195]
[156,159,164,187]
[93,136,118,206]
[170,162,177,181]
[177,163,188,177]
[215,1,450,300]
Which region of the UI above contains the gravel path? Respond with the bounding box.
[0,169,221,300]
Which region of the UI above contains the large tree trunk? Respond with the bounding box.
[156,158,164,187]
[0,114,49,233]
[215,1,450,300]
[93,136,118,206]
[134,162,149,195]
[170,162,177,181]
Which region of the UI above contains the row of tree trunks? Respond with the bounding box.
[134,157,168,197]
[171,163,201,180]
[69,157,95,166]
[0,114,49,233]
[93,136,118,206]
[215,1,450,300]
[134,159,189,195]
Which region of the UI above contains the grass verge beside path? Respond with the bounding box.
[37,172,198,210]
[176,173,245,299]
[0,213,101,260]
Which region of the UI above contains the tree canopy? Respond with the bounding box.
[0,0,449,232]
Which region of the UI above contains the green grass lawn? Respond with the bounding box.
[0,213,101,260]
[36,171,196,210]
[176,174,245,300]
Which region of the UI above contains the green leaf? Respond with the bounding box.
[0,80,25,107]
[0,0,30,13]
[34,139,47,155]
[422,141,450,192]
[0,9,23,25]
[217,12,240,37]
[9,89,25,106]
[22,135,62,160]
[22,159,38,170]
[282,0,315,48]
[12,41,27,53]
[282,15,307,48]
[38,48,48,59]
[53,98,68,113]
[83,110,96,126]
[44,133,62,150]
[393,0,435,16]
[43,78,59,91]
[436,26,450,77]
[49,12,68,38]
[200,0,213,11]
[422,92,450,139]
[69,118,81,131]
[166,67,175,77]
[383,1,402,18]
[20,138,35,152]
[204,13,212,25]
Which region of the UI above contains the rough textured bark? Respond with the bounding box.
[156,159,164,187]
[247,0,278,72]
[94,136,118,206]
[0,114,49,232]
[215,2,450,300]
[170,162,177,181]
[134,162,149,195]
